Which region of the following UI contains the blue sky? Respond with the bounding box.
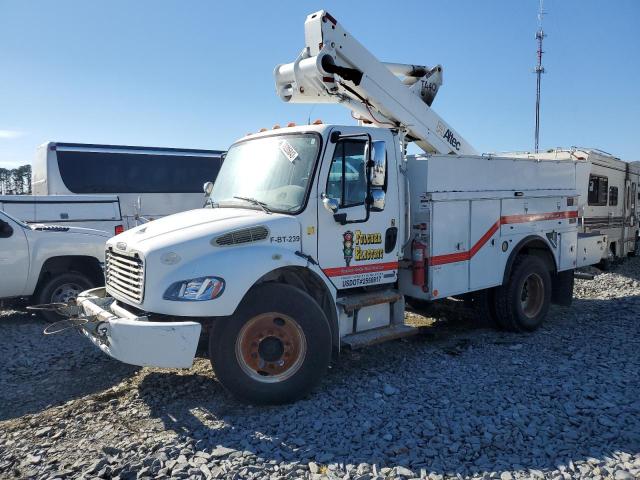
[1,0,639,168]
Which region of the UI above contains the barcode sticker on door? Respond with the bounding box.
[279,140,299,163]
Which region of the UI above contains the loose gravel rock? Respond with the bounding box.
[1,260,640,479]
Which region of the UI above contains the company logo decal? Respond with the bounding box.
[342,231,354,266]
[436,121,461,151]
[342,230,384,266]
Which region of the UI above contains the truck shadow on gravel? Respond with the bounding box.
[0,310,139,421]
[137,294,640,476]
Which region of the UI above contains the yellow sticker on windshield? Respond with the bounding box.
[279,140,299,163]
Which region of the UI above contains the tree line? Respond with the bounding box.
[0,165,32,195]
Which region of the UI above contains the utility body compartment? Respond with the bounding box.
[576,233,607,267]
[400,154,590,301]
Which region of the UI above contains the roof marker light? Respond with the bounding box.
[312,119,323,125]
[272,124,281,129]
[287,122,297,127]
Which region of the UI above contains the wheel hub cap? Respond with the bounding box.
[51,283,83,303]
[235,312,307,383]
[520,273,544,318]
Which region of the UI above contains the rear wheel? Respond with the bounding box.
[34,272,94,322]
[494,255,551,332]
[469,288,502,329]
[209,283,331,404]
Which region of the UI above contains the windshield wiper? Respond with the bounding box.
[233,196,271,214]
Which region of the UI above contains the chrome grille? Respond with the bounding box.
[215,226,269,246]
[105,248,144,303]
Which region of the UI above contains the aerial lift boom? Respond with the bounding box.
[274,10,477,155]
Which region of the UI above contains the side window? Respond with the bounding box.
[609,186,618,206]
[588,175,608,206]
[326,140,367,208]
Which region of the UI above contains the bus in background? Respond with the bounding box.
[32,142,224,229]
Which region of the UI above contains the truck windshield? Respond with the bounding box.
[209,133,319,213]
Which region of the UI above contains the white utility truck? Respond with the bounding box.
[76,11,605,404]
[0,210,109,321]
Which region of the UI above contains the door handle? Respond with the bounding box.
[385,227,398,253]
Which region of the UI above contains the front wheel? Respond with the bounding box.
[494,255,551,332]
[209,283,332,404]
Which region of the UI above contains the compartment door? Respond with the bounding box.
[469,200,501,289]
[429,201,469,297]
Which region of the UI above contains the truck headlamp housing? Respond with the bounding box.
[163,277,225,301]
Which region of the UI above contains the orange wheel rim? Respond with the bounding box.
[235,312,306,383]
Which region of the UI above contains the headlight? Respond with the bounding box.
[163,276,225,301]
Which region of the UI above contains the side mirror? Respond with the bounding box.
[203,181,214,196]
[369,141,386,187]
[322,194,339,213]
[370,189,386,212]
[0,220,13,238]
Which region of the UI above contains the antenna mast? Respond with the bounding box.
[534,0,546,153]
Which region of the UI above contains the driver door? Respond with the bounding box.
[316,128,400,290]
[0,213,30,298]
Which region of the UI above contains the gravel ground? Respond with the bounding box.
[1,260,639,480]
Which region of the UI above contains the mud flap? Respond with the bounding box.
[551,270,574,306]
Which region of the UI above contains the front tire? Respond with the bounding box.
[494,255,551,332]
[34,272,94,322]
[209,283,332,404]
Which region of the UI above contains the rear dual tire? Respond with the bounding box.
[493,255,552,332]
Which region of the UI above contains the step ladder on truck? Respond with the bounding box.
[73,10,606,404]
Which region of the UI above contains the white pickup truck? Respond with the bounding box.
[0,210,109,321]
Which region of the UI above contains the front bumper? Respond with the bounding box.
[76,287,201,368]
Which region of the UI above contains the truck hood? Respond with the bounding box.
[109,207,299,253]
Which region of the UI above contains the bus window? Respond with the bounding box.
[588,175,608,206]
[608,186,618,206]
[57,151,222,194]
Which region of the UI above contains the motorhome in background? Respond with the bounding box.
[509,148,640,265]
[32,142,225,228]
[0,194,123,235]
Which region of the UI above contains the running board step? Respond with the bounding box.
[341,324,419,349]
[337,289,402,314]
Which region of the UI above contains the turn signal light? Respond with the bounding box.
[114,225,124,235]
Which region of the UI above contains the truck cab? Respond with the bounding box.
[78,124,403,401]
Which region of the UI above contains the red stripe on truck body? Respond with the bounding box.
[429,210,577,266]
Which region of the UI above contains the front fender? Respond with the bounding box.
[140,245,318,317]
